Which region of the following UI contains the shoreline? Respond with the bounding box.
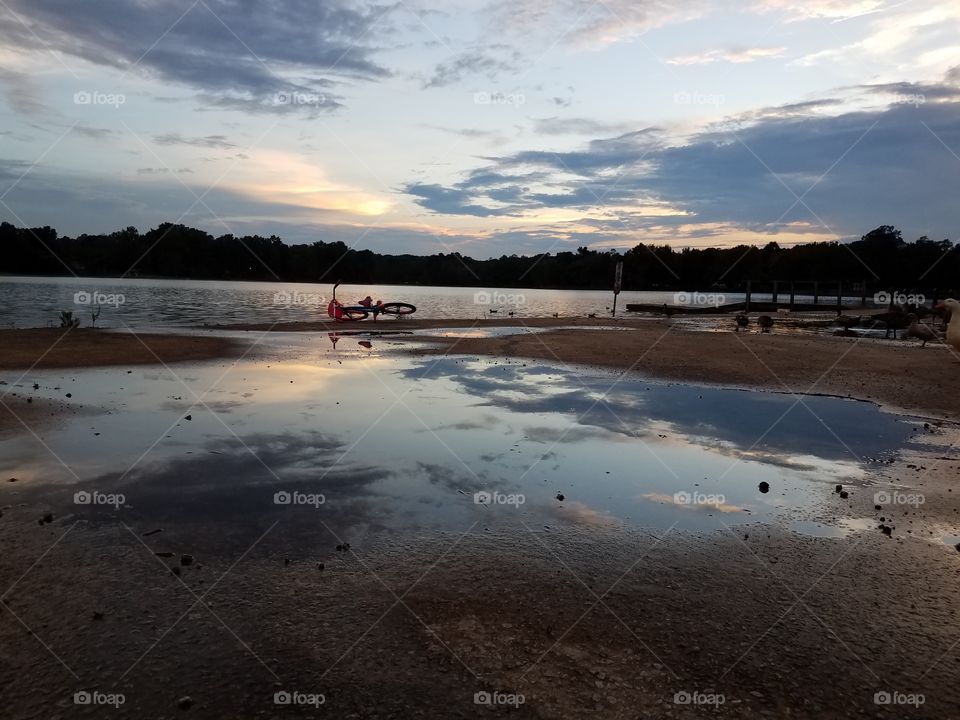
[2,319,957,419]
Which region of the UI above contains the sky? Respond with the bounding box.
[0,0,958,258]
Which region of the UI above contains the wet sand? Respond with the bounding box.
[408,320,960,419]
[2,322,959,717]
[0,328,243,371]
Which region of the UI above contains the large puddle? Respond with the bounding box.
[0,347,928,553]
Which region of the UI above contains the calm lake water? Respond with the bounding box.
[0,339,922,551]
[0,276,862,328]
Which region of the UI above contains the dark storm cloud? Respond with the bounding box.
[0,0,395,111]
[402,72,960,240]
[404,182,516,217]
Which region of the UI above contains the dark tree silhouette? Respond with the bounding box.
[0,222,956,294]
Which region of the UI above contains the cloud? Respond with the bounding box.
[136,167,193,175]
[404,182,516,217]
[401,71,960,243]
[754,0,885,21]
[667,47,786,65]
[790,0,960,69]
[74,125,115,140]
[0,68,47,115]
[153,133,237,150]
[0,0,393,112]
[533,117,639,136]
[487,0,711,48]
[423,48,523,88]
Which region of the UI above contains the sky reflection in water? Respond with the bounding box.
[0,350,918,551]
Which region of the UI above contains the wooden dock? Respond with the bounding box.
[624,301,836,315]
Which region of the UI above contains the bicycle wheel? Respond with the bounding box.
[379,302,416,316]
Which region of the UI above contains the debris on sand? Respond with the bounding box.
[556,492,565,501]
[758,482,770,494]
[92,611,104,621]
[155,551,174,558]
[180,554,195,566]
[835,484,843,493]
[7,477,17,483]
[840,490,849,499]
[38,512,53,525]
[879,524,893,536]
[143,528,163,537]
[177,696,193,710]
[336,543,351,552]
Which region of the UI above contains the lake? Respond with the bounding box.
[0,276,861,329]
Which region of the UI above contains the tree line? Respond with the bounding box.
[1,222,956,292]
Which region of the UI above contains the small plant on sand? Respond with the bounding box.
[59,310,80,329]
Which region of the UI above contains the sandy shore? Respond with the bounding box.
[1,319,960,717]
[408,320,960,419]
[0,328,244,371]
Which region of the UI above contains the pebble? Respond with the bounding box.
[758,482,769,494]
[556,492,565,501]
[177,696,193,710]
[180,554,194,566]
